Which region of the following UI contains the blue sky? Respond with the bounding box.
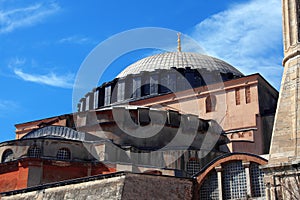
[0,0,283,142]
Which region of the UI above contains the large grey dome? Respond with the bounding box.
[117,52,243,78]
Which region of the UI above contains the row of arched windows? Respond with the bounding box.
[79,69,207,112]
[1,147,71,163]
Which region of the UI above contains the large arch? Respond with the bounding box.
[195,153,267,185]
[194,153,268,199]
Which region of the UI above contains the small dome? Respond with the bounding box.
[117,52,243,78]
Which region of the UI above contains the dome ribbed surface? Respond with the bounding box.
[117,52,243,78]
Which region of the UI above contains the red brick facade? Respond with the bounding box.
[0,158,115,193]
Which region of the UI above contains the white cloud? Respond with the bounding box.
[0,100,18,113]
[191,0,283,89]
[0,2,60,33]
[58,35,95,45]
[14,68,74,89]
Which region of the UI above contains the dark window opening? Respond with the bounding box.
[117,81,125,102]
[235,88,241,105]
[56,148,71,160]
[245,86,251,104]
[186,157,201,176]
[104,85,111,106]
[206,95,217,113]
[1,149,13,163]
[132,77,141,98]
[150,74,159,95]
[28,146,41,158]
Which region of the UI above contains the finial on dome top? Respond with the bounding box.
[177,32,181,52]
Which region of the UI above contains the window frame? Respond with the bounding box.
[1,149,13,163]
[56,148,71,160]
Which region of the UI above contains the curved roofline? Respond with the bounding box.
[21,125,84,140]
[0,137,85,147]
[117,51,243,78]
[20,125,105,142]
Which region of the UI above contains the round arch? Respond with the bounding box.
[195,153,267,185]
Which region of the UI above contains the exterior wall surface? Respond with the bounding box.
[0,162,28,193]
[131,74,277,155]
[1,176,126,200]
[15,114,74,139]
[0,173,194,200]
[0,158,114,193]
[121,174,194,200]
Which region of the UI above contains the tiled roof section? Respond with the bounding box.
[21,126,85,141]
[117,52,243,78]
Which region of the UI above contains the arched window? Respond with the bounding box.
[104,85,111,106]
[132,77,141,98]
[222,161,247,200]
[205,95,216,113]
[245,86,251,104]
[117,80,125,102]
[1,149,13,163]
[28,146,41,158]
[250,162,265,197]
[199,170,219,200]
[56,148,71,160]
[198,155,267,199]
[186,157,201,176]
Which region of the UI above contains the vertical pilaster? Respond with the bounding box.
[215,165,223,200]
[243,161,252,198]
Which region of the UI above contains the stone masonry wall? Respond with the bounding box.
[122,174,194,200]
[0,173,194,200]
[1,176,125,200]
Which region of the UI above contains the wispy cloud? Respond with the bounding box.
[8,58,74,88]
[191,0,283,89]
[58,35,95,45]
[14,68,74,89]
[0,1,60,33]
[0,100,18,113]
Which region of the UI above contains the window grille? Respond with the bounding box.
[222,161,247,200]
[250,163,266,197]
[186,158,201,176]
[28,146,41,158]
[56,148,71,160]
[199,170,219,200]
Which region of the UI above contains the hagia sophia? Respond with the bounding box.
[0,0,300,199]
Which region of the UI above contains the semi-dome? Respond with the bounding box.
[117,52,243,78]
